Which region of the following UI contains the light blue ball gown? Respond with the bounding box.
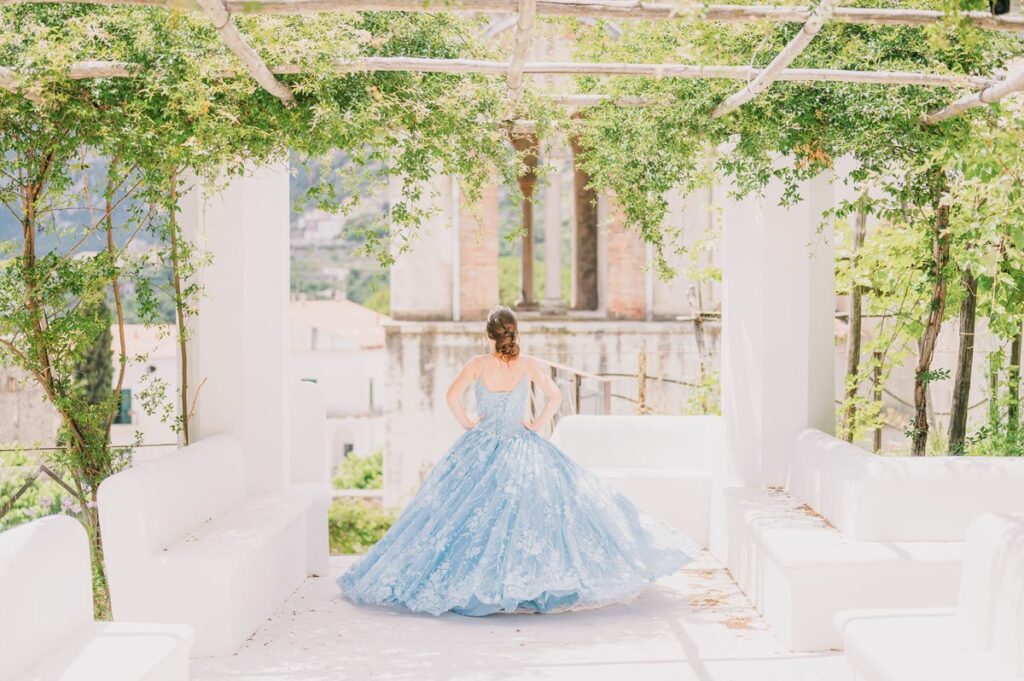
[338,372,700,616]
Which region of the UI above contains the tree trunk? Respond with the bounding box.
[843,207,868,441]
[167,174,191,445]
[947,268,977,454]
[872,351,883,452]
[1009,331,1022,435]
[105,164,128,440]
[911,174,951,456]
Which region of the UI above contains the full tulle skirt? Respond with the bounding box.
[337,427,701,616]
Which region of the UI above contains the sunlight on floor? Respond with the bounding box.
[192,553,849,681]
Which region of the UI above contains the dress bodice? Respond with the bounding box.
[474,375,529,437]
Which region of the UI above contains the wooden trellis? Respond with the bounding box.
[1,0,1023,124]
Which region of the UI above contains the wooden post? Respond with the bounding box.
[637,348,647,414]
[989,351,1001,431]
[601,381,612,415]
[574,373,582,415]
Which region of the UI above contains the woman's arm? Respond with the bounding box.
[522,356,562,433]
[446,356,481,430]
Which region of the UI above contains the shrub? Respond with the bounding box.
[328,499,396,554]
[333,450,383,490]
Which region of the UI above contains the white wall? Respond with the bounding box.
[721,171,836,489]
[388,175,455,320]
[651,186,721,320]
[179,163,291,494]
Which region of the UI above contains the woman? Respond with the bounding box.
[338,306,699,616]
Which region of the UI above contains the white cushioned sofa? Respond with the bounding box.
[837,512,1024,681]
[0,515,193,681]
[722,429,1024,651]
[98,435,310,657]
[551,415,720,547]
[98,381,331,657]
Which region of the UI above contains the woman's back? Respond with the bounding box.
[473,355,530,436]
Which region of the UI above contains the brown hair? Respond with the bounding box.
[486,306,520,362]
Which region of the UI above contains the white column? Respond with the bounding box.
[388,175,454,320]
[542,147,566,313]
[720,170,835,489]
[179,162,291,495]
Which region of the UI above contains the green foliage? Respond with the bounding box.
[569,1,1018,277]
[683,371,721,416]
[74,300,114,405]
[965,426,1024,457]
[328,498,396,554]
[498,254,569,307]
[346,269,389,311]
[0,449,71,532]
[361,287,391,315]
[334,450,384,490]
[0,3,531,613]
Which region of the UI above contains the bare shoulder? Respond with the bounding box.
[465,354,487,375]
[519,354,543,375]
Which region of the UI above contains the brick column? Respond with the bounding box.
[603,194,647,320]
[511,133,539,310]
[458,179,500,320]
[571,138,599,311]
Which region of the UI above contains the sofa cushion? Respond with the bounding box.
[837,609,1007,681]
[162,492,310,572]
[14,622,194,681]
[957,513,1024,676]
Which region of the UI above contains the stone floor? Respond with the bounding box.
[193,553,849,681]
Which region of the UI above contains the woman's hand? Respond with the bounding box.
[521,419,542,433]
[462,418,480,431]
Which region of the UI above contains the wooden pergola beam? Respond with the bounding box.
[922,62,1024,123]
[712,0,840,118]
[11,56,997,91]
[194,0,296,105]
[325,58,997,90]
[507,0,536,101]
[4,0,1023,34]
[549,94,659,106]
[0,65,42,103]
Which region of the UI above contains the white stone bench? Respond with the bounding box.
[788,430,1024,542]
[721,429,1024,651]
[0,515,193,681]
[551,415,720,546]
[288,380,332,578]
[98,435,311,657]
[837,512,1024,681]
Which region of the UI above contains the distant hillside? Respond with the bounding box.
[0,158,158,254]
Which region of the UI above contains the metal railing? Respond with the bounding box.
[528,358,613,431]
